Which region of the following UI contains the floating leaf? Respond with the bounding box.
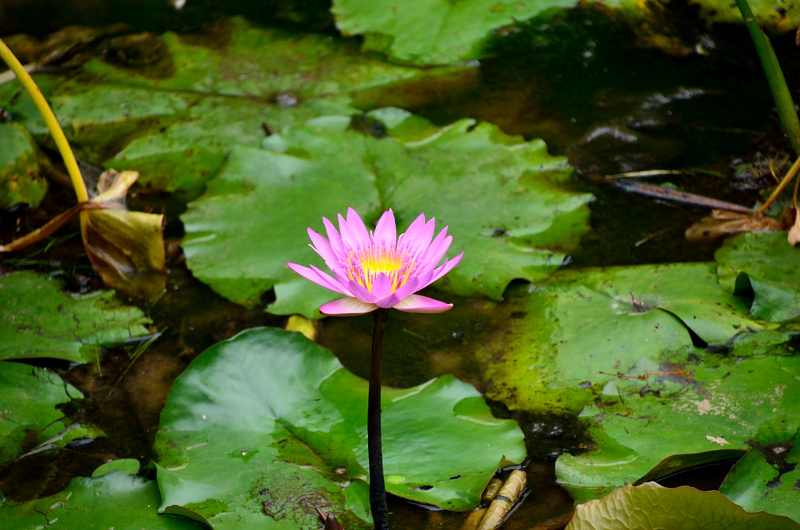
[43,17,474,197]
[332,0,577,65]
[716,231,800,322]
[155,327,525,528]
[556,330,800,504]
[0,471,205,529]
[182,109,591,317]
[565,482,800,530]
[475,263,766,414]
[0,362,82,467]
[719,421,800,523]
[0,270,151,363]
[0,122,48,209]
[332,0,800,66]
[92,458,141,477]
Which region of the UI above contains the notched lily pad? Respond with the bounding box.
[181,109,591,317]
[0,270,151,363]
[476,263,766,414]
[155,327,525,529]
[556,330,800,505]
[716,231,800,323]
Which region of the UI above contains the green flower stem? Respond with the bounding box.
[368,307,390,530]
[734,0,800,155]
[0,38,89,202]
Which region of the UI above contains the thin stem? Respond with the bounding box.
[734,0,800,155]
[0,38,88,202]
[756,155,800,214]
[368,307,390,530]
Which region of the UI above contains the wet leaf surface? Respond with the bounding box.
[0,471,205,528]
[182,109,591,317]
[0,271,151,363]
[566,482,800,530]
[476,263,766,414]
[155,327,525,528]
[556,330,800,507]
[716,231,800,322]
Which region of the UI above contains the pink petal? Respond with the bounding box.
[346,279,377,303]
[431,253,463,282]
[421,229,452,269]
[397,213,427,252]
[309,264,351,295]
[371,273,394,300]
[373,209,397,251]
[391,276,420,301]
[342,208,370,249]
[399,217,435,258]
[321,297,378,316]
[394,294,453,313]
[322,217,344,256]
[308,228,338,264]
[287,263,349,295]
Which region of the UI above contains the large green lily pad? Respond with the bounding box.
[181,108,591,317]
[476,263,766,414]
[0,362,82,467]
[0,122,49,209]
[332,0,800,66]
[0,471,205,529]
[719,421,800,523]
[0,271,151,363]
[556,330,800,505]
[565,482,800,530]
[39,17,474,197]
[155,327,525,529]
[716,232,800,323]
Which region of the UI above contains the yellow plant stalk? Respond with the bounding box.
[0,38,88,204]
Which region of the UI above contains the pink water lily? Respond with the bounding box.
[288,208,463,316]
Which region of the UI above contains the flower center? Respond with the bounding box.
[347,245,413,293]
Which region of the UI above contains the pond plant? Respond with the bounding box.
[2,0,800,528]
[288,208,463,528]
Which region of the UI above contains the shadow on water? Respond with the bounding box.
[0,1,791,527]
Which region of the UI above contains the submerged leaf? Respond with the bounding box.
[0,122,48,209]
[0,270,151,363]
[475,263,765,414]
[685,210,779,241]
[566,482,800,530]
[155,328,525,528]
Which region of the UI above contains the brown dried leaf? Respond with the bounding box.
[82,169,166,302]
[685,210,780,241]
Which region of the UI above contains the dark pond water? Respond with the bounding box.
[1,1,794,528]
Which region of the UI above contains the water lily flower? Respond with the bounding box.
[288,208,462,316]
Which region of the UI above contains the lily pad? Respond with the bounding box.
[716,232,800,322]
[0,271,151,363]
[42,17,474,197]
[475,263,766,414]
[556,330,800,504]
[719,421,800,523]
[181,109,591,317]
[0,361,82,467]
[565,482,800,530]
[0,471,205,529]
[332,0,576,65]
[332,0,800,66]
[155,327,525,528]
[0,122,48,209]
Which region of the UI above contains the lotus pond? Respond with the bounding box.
[1,0,800,529]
